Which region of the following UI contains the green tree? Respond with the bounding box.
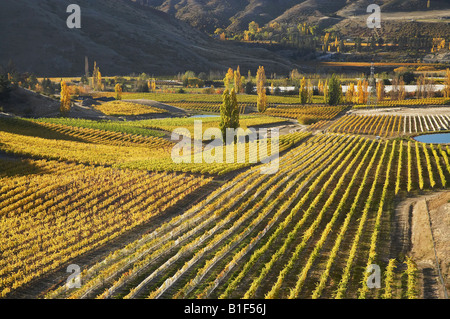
[355,37,362,52]
[92,61,100,90]
[327,74,342,106]
[25,74,38,90]
[230,89,240,130]
[0,75,11,101]
[249,21,259,34]
[182,71,196,87]
[80,75,89,85]
[245,81,254,94]
[220,88,240,140]
[220,89,231,139]
[40,78,55,95]
[224,68,234,91]
[299,77,308,104]
[234,66,243,94]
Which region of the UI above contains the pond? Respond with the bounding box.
[414,133,450,144]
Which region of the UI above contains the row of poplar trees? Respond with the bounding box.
[219,65,269,139]
[219,67,344,139]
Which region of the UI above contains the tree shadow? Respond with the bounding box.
[422,267,440,299]
[0,154,50,177]
[0,117,90,143]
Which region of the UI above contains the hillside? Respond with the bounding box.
[0,0,300,77]
[141,0,450,32]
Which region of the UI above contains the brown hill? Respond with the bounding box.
[0,0,300,76]
[142,0,450,32]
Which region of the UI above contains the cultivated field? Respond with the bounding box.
[1,88,449,300]
[3,0,450,305]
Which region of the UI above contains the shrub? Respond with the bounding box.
[298,115,319,125]
[202,87,215,94]
[399,71,416,85]
[245,81,254,95]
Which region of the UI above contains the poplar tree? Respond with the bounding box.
[318,80,324,96]
[97,70,102,91]
[224,68,234,90]
[346,83,355,103]
[391,77,399,101]
[327,74,342,106]
[444,68,450,98]
[91,61,102,91]
[307,79,314,104]
[357,80,364,104]
[60,81,71,114]
[148,79,156,92]
[363,79,369,104]
[92,61,99,90]
[391,76,405,101]
[323,80,329,104]
[115,83,123,100]
[220,88,240,140]
[398,76,406,101]
[234,66,243,94]
[299,77,308,104]
[220,89,231,139]
[416,75,425,99]
[377,80,385,102]
[230,88,240,130]
[256,66,267,113]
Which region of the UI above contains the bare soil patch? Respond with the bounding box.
[394,191,450,299]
